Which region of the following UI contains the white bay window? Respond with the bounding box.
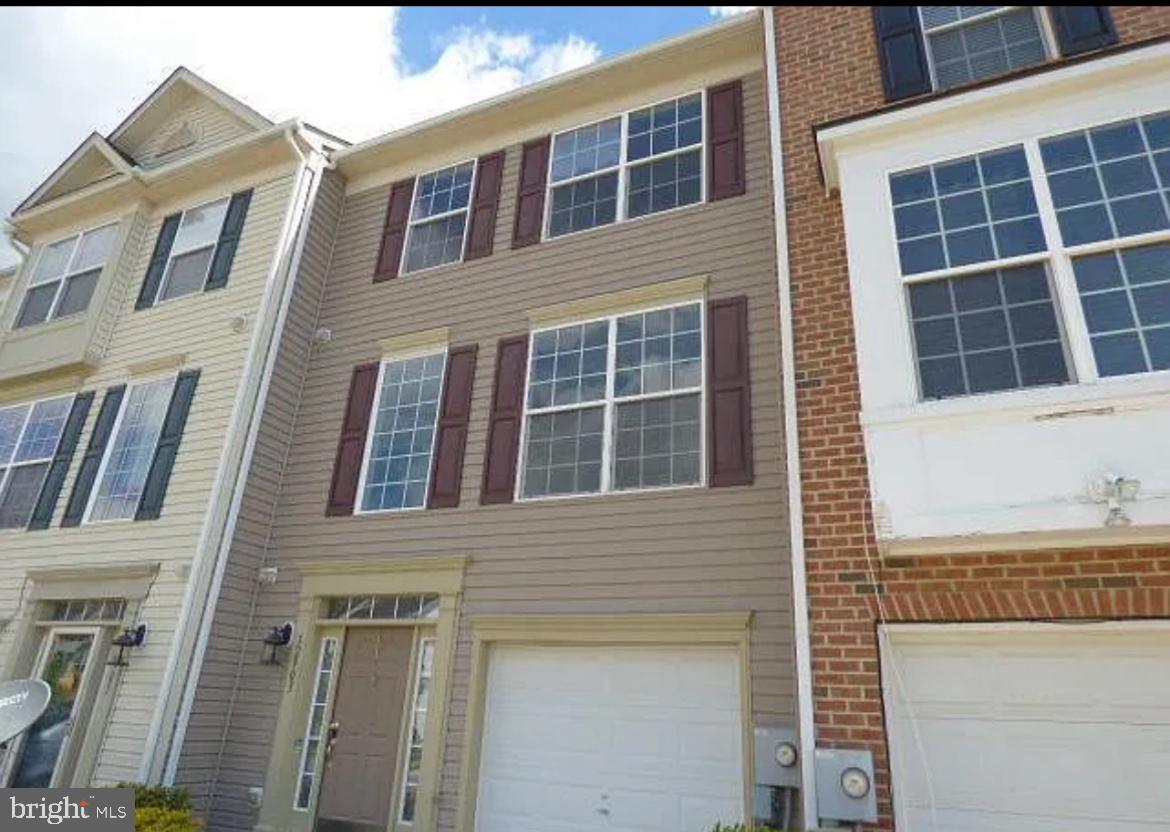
[17,224,118,328]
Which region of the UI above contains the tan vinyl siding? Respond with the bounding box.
[0,170,297,785]
[202,69,792,832]
[119,92,256,168]
[172,170,346,819]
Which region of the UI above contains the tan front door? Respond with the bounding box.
[315,628,414,832]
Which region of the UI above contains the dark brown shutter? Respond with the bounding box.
[28,392,94,530]
[707,79,746,202]
[428,345,478,508]
[326,363,380,516]
[136,369,200,521]
[62,384,126,527]
[873,7,933,102]
[374,179,416,282]
[511,136,550,249]
[204,189,253,292]
[707,296,753,487]
[136,213,181,310]
[480,336,528,504]
[464,151,505,261]
[1051,7,1117,57]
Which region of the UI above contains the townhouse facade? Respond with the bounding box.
[0,68,338,795]
[171,13,803,832]
[773,4,1170,831]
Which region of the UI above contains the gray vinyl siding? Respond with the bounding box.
[172,170,346,822]
[200,70,792,832]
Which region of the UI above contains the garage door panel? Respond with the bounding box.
[884,626,1170,832]
[475,645,744,832]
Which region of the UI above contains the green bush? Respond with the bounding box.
[709,824,784,832]
[114,784,201,832]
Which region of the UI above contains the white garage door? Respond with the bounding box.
[474,645,745,832]
[881,624,1170,832]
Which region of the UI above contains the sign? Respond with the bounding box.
[0,679,51,745]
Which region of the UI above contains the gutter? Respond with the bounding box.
[762,9,819,828]
[137,123,323,783]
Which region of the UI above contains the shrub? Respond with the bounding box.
[133,807,204,832]
[114,784,201,832]
[709,824,784,832]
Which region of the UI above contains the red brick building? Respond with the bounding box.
[771,6,1170,830]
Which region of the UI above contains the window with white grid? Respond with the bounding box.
[87,377,174,522]
[547,92,704,239]
[402,162,476,274]
[0,395,73,529]
[889,109,1170,401]
[519,300,704,498]
[919,6,1050,90]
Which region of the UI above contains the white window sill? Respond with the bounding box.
[862,370,1170,430]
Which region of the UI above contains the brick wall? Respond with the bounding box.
[772,6,1170,829]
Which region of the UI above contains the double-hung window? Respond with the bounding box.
[0,396,73,529]
[890,109,1170,401]
[17,224,118,328]
[547,92,704,238]
[519,300,704,498]
[358,351,447,512]
[919,6,1051,90]
[157,198,230,303]
[86,377,175,522]
[402,162,476,274]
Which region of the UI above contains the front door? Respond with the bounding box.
[6,629,99,788]
[315,627,414,832]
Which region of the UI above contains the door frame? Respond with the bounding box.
[1,625,105,788]
[255,556,465,832]
[454,612,755,832]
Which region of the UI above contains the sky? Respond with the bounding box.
[0,6,756,268]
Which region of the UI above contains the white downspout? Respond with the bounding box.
[137,125,321,783]
[159,129,326,785]
[763,8,819,829]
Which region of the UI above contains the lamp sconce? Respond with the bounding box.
[261,622,294,665]
[1089,474,1141,527]
[108,624,148,667]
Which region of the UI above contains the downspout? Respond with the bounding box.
[763,8,819,829]
[137,124,321,783]
[161,127,325,785]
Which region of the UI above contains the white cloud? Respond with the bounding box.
[708,7,758,18]
[0,7,600,265]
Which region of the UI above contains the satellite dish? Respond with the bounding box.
[0,680,51,745]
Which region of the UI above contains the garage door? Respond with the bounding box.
[474,645,745,832]
[881,624,1170,832]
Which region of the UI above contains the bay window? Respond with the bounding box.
[891,108,1170,400]
[17,224,118,328]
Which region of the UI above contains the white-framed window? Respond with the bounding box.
[156,198,230,304]
[918,6,1053,91]
[889,108,1170,400]
[356,350,447,513]
[16,224,118,328]
[85,376,174,523]
[518,300,705,499]
[0,395,73,529]
[546,91,705,239]
[402,162,476,275]
[294,636,338,811]
[398,637,435,824]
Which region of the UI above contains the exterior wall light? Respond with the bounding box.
[261,622,294,665]
[1090,474,1141,527]
[108,624,148,667]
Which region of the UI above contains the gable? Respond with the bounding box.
[115,89,259,168]
[108,68,272,170]
[37,144,121,204]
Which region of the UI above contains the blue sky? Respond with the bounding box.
[0,6,754,266]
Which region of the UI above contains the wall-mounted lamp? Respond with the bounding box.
[108,624,148,667]
[1090,474,1141,527]
[261,622,294,665]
